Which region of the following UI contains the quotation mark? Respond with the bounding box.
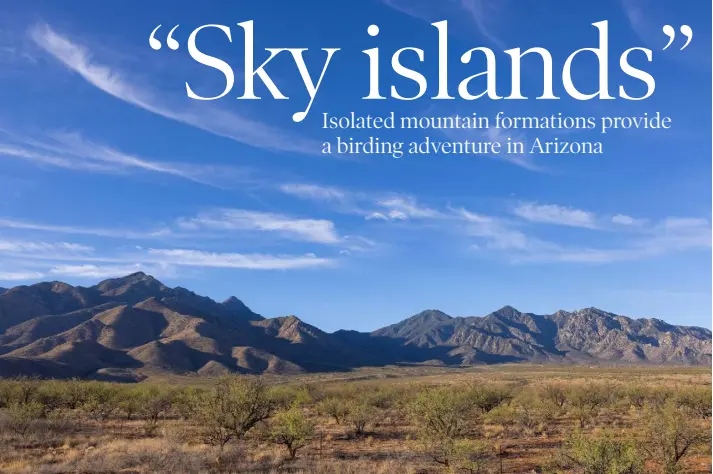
[149,25,180,50]
[662,25,693,51]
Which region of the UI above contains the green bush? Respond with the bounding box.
[567,383,612,428]
[348,402,376,436]
[5,402,44,438]
[641,402,710,474]
[270,406,315,459]
[191,375,275,449]
[316,396,351,424]
[81,382,120,422]
[675,386,712,419]
[555,431,643,474]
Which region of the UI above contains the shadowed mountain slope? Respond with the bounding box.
[0,274,709,379]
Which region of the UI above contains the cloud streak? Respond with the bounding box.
[513,203,598,229]
[380,0,508,48]
[177,209,342,244]
[30,23,321,155]
[0,129,252,188]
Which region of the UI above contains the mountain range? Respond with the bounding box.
[0,273,709,380]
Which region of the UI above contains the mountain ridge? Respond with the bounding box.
[0,273,709,379]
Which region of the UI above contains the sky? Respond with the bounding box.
[0,0,710,331]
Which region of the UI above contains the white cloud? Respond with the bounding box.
[0,239,93,254]
[612,214,646,226]
[365,212,389,221]
[380,0,508,49]
[456,208,532,251]
[279,184,348,202]
[0,129,249,188]
[30,23,321,155]
[0,270,45,281]
[177,209,341,244]
[621,0,708,68]
[49,263,168,279]
[513,203,598,229]
[147,249,333,270]
[0,217,171,239]
[375,196,441,220]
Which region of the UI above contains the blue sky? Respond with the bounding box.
[0,0,710,331]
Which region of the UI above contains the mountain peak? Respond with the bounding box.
[223,296,246,307]
[410,309,452,322]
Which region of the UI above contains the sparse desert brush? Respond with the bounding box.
[513,389,559,435]
[408,386,481,438]
[541,382,568,409]
[348,402,377,436]
[269,405,315,459]
[271,384,313,409]
[675,386,712,419]
[0,367,709,474]
[567,382,613,428]
[467,383,514,416]
[641,401,711,474]
[80,382,121,422]
[191,375,276,449]
[137,386,172,436]
[553,430,643,474]
[4,401,43,438]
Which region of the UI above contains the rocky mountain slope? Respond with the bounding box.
[0,273,709,379]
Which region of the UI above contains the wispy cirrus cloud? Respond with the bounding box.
[146,249,333,270]
[48,263,172,279]
[612,214,647,227]
[0,218,172,239]
[380,0,509,48]
[620,0,709,68]
[0,270,45,281]
[29,23,321,155]
[0,238,93,255]
[278,183,348,202]
[0,129,252,188]
[0,241,337,283]
[177,209,342,244]
[513,203,598,229]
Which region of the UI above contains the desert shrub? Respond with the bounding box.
[641,402,710,473]
[513,389,559,434]
[4,401,44,438]
[81,382,120,422]
[118,387,143,421]
[568,383,612,428]
[467,384,513,416]
[271,384,312,409]
[408,385,488,468]
[192,375,275,449]
[449,439,495,473]
[138,386,172,436]
[171,386,201,420]
[35,380,69,415]
[625,384,649,410]
[63,379,90,409]
[46,407,80,434]
[316,396,351,424]
[14,376,40,404]
[270,406,315,459]
[675,386,712,419]
[542,382,568,409]
[0,380,15,408]
[408,386,480,439]
[554,431,643,474]
[348,402,376,436]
